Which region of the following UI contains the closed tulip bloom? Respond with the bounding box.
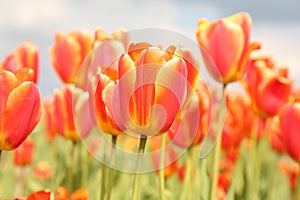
[244,52,292,118]
[13,137,34,166]
[54,84,93,141]
[196,12,260,83]
[49,30,93,83]
[95,46,189,136]
[0,70,41,150]
[279,103,300,163]
[1,40,39,83]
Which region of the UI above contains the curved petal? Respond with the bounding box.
[154,58,187,133]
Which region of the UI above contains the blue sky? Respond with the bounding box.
[1,0,299,95]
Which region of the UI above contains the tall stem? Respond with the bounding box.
[179,148,193,200]
[100,139,108,200]
[68,141,77,192]
[209,84,226,200]
[159,134,166,200]
[106,135,117,200]
[132,135,147,200]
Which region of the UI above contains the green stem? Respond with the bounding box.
[295,164,300,200]
[132,135,147,200]
[209,134,222,200]
[208,84,226,200]
[179,148,193,200]
[0,150,2,160]
[100,141,108,200]
[106,135,117,200]
[68,141,77,192]
[159,134,166,200]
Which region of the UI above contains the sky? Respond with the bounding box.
[0,0,299,96]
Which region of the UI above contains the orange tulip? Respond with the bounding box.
[244,52,292,118]
[168,81,210,148]
[42,97,57,141]
[53,84,93,141]
[279,103,300,163]
[0,70,41,150]
[55,186,69,200]
[49,30,93,83]
[70,188,89,200]
[27,190,52,200]
[95,46,189,136]
[1,40,39,83]
[33,161,52,180]
[196,12,260,84]
[279,159,299,190]
[13,137,34,166]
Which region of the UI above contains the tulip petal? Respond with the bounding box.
[0,70,20,113]
[2,82,41,150]
[154,58,187,133]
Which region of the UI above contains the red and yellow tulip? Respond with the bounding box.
[196,12,260,84]
[0,70,41,150]
[95,45,191,136]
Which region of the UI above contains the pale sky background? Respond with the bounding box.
[0,0,299,96]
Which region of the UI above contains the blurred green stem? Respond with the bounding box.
[132,135,147,200]
[100,140,108,200]
[209,84,226,200]
[68,141,77,192]
[159,134,166,200]
[179,148,193,200]
[106,135,117,200]
[209,134,222,200]
[296,164,300,200]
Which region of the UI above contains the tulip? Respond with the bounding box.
[27,190,52,200]
[49,30,93,83]
[70,188,89,200]
[55,187,69,200]
[168,80,210,148]
[95,46,190,137]
[33,161,52,180]
[42,97,57,140]
[0,70,41,150]
[279,103,300,163]
[53,84,93,141]
[244,52,292,118]
[13,137,34,166]
[1,40,39,83]
[196,12,260,84]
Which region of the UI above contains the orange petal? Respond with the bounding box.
[154,58,187,133]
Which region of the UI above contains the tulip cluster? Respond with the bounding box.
[0,12,299,200]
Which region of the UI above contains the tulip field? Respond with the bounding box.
[0,12,299,200]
